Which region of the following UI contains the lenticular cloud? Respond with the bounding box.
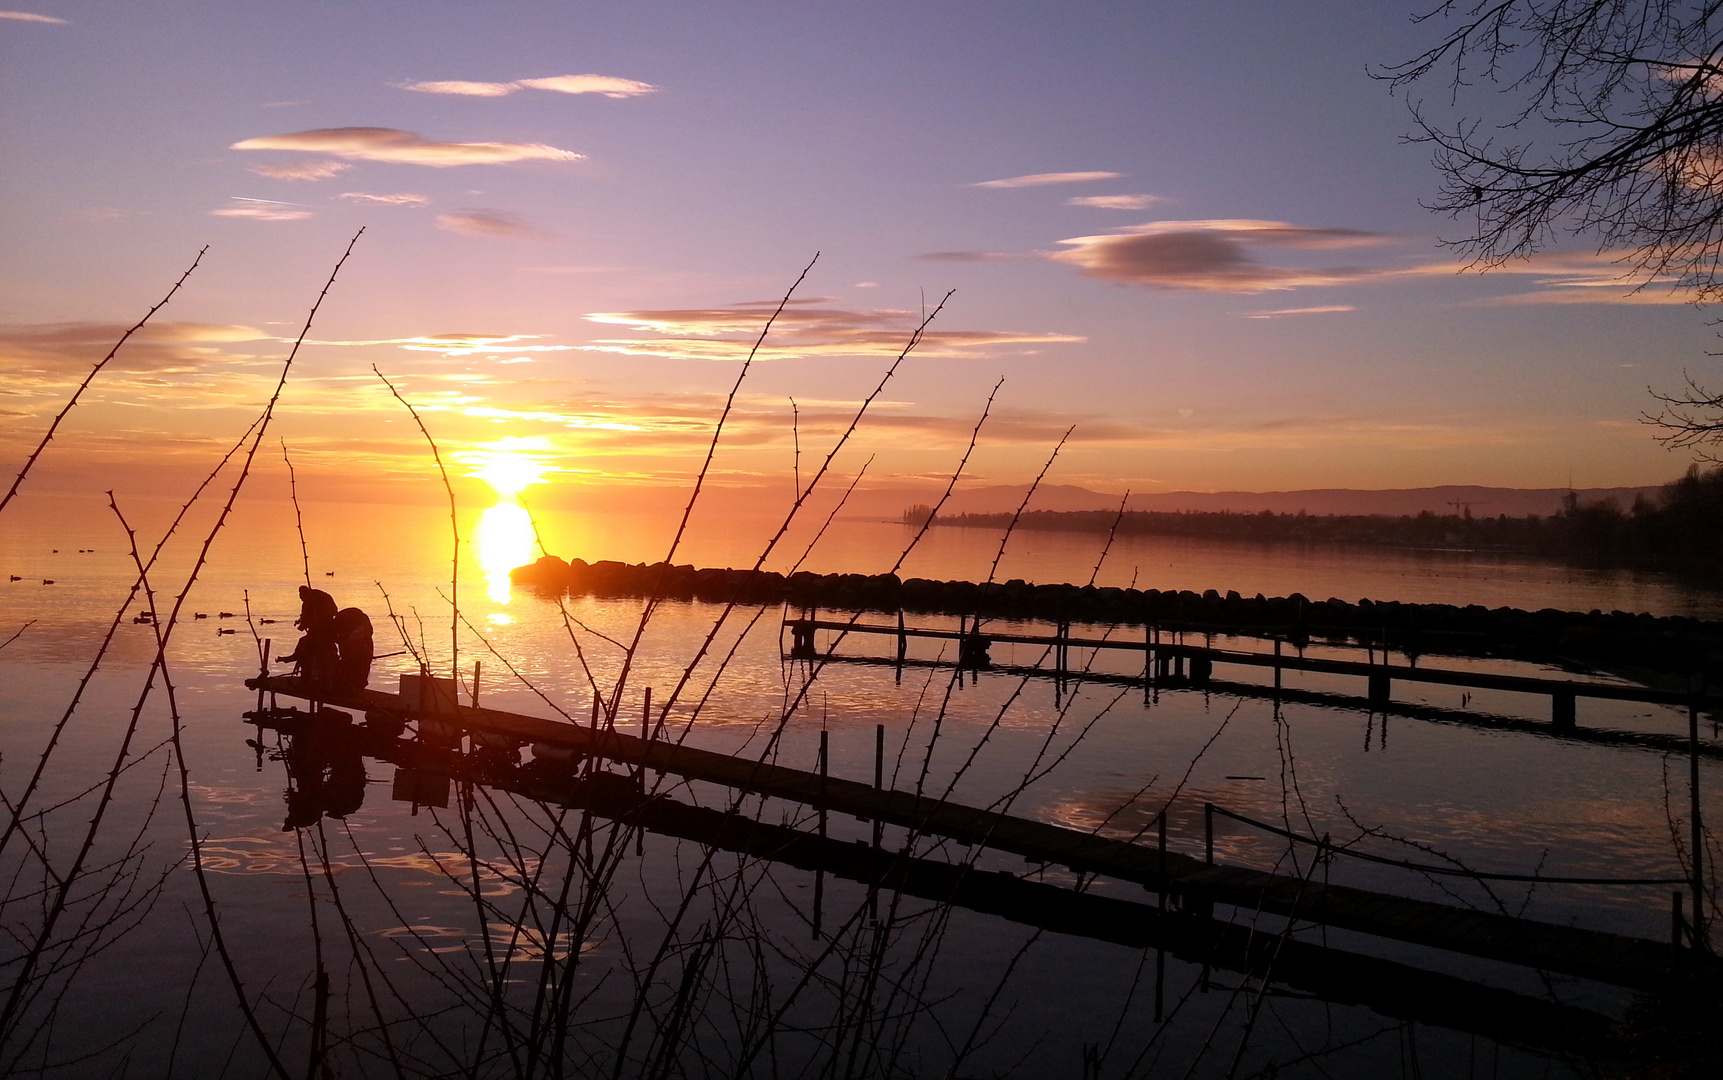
[231,127,583,167]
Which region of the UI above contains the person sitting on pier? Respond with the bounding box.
[332,606,373,691]
[295,584,337,635]
[277,585,341,687]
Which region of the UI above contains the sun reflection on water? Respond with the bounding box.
[477,502,536,603]
[462,437,557,605]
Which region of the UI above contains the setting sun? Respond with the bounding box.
[462,437,557,500]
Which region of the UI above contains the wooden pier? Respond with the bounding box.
[246,672,1706,993]
[816,652,1723,760]
[248,701,1620,1055]
[785,615,1718,728]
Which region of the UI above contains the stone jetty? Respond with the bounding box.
[510,555,1723,682]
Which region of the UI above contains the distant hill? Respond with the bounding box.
[934,483,1663,518]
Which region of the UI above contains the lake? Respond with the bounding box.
[1,490,1717,1078]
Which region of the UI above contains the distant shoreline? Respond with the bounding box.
[913,488,1723,577]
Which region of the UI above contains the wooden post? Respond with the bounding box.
[643,686,652,742]
[1552,690,1576,730]
[1368,671,1391,708]
[872,724,884,848]
[1143,626,1152,705]
[1155,809,1166,1022]
[815,727,828,939]
[257,639,271,712]
[471,660,481,709]
[1690,691,1706,951]
[1674,890,1686,952]
[1273,637,1281,697]
[871,723,884,921]
[1204,802,1214,865]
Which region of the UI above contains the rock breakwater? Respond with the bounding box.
[510,555,1723,681]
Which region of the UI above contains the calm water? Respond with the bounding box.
[1,492,1717,1077]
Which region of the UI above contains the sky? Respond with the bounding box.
[3,1,1719,518]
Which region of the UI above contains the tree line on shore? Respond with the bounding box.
[907,467,1723,571]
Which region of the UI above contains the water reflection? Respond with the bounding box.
[476,501,535,603]
[463,436,556,604]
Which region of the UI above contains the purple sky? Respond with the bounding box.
[2,1,1714,508]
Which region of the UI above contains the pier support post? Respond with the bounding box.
[1190,654,1212,687]
[1155,810,1166,1021]
[1368,672,1391,708]
[1690,687,1707,951]
[814,728,829,939]
[1204,802,1214,865]
[790,620,818,659]
[1551,690,1576,731]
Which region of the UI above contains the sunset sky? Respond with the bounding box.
[3,1,1718,515]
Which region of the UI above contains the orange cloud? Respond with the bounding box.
[0,322,274,383]
[973,171,1121,188]
[248,160,350,181]
[338,191,429,205]
[436,208,543,238]
[212,200,312,221]
[0,11,66,23]
[398,79,517,97]
[397,74,658,98]
[232,127,583,167]
[1246,305,1356,318]
[1067,194,1162,210]
[581,301,1083,361]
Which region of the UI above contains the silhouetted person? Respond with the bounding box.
[278,585,341,688]
[295,585,337,634]
[332,606,373,691]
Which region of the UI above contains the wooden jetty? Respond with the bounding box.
[246,672,1706,993]
[249,702,1619,1056]
[784,615,1719,729]
[817,652,1723,760]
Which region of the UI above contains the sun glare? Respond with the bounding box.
[463,437,556,499]
[477,502,536,603]
[464,437,557,602]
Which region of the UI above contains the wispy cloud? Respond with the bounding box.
[399,80,517,97]
[0,322,273,380]
[306,333,577,356]
[0,11,67,23]
[1246,305,1356,318]
[436,208,542,238]
[1051,219,1387,292]
[973,171,1121,189]
[1067,194,1162,210]
[397,74,658,98]
[248,160,350,181]
[212,198,312,222]
[516,74,657,97]
[914,251,1019,262]
[232,127,583,167]
[580,301,1083,361]
[339,191,429,206]
[1459,251,1695,304]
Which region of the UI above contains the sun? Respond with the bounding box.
[462,436,558,499]
[461,437,559,602]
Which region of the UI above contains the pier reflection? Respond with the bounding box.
[249,702,1629,1060]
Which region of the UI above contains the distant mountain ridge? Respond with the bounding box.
[936,483,1664,518]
